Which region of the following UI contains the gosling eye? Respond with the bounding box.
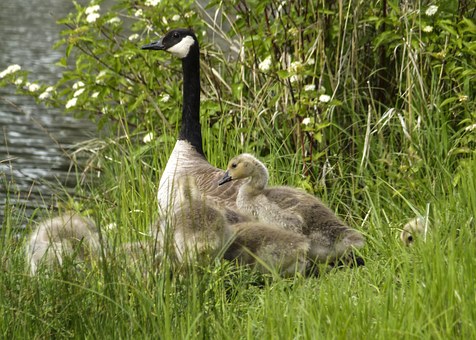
[231,163,237,169]
[173,32,180,38]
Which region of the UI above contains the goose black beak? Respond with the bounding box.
[218,171,232,186]
[141,40,165,50]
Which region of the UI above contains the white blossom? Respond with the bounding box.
[423,25,433,33]
[86,12,100,23]
[95,70,107,84]
[302,117,311,125]
[128,34,140,41]
[458,95,468,102]
[38,86,54,100]
[73,88,85,97]
[143,132,154,143]
[171,14,180,21]
[304,84,316,92]
[290,75,300,83]
[425,5,438,16]
[145,0,160,6]
[28,83,40,92]
[465,124,476,132]
[14,78,24,85]
[65,97,78,109]
[85,5,100,15]
[72,81,85,90]
[134,9,143,17]
[319,94,331,103]
[306,58,315,65]
[91,91,99,98]
[160,93,170,102]
[289,61,302,72]
[0,64,21,78]
[107,17,121,25]
[258,56,272,72]
[184,11,194,18]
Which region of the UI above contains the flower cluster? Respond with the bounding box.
[85,4,100,23]
[0,64,21,78]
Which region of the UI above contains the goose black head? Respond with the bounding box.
[141,28,198,59]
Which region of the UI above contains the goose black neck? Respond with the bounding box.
[179,45,204,157]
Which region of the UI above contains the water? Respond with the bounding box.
[0,0,97,227]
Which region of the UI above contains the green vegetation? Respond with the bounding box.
[1,0,475,338]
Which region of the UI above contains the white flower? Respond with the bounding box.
[289,61,302,72]
[107,17,121,25]
[91,91,99,98]
[304,84,316,92]
[128,34,140,41]
[171,14,180,21]
[319,94,331,103]
[14,78,24,85]
[38,86,54,100]
[160,93,170,102]
[290,75,300,83]
[95,70,107,84]
[184,11,194,18]
[73,88,85,97]
[72,81,85,90]
[425,5,438,16]
[145,0,160,6]
[423,25,433,33]
[306,58,315,65]
[85,5,100,15]
[134,9,143,17]
[65,97,78,109]
[458,95,468,102]
[143,132,154,143]
[86,12,100,23]
[0,64,21,78]
[28,83,40,92]
[258,56,272,72]
[302,117,311,125]
[161,17,168,25]
[465,123,476,132]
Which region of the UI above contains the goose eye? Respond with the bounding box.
[231,163,237,169]
[173,32,180,38]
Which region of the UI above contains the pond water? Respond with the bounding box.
[0,0,97,228]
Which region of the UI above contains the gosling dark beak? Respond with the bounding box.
[141,39,165,50]
[218,171,232,186]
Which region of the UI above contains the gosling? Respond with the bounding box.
[219,153,365,263]
[225,222,310,277]
[400,216,429,246]
[172,176,233,263]
[26,212,101,275]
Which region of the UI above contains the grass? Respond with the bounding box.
[1,108,475,338]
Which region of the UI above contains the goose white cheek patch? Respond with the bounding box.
[166,36,195,58]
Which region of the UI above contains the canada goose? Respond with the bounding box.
[141,29,243,215]
[400,216,429,246]
[219,153,365,263]
[26,212,101,275]
[224,222,310,277]
[172,176,233,263]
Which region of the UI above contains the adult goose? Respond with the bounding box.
[142,29,243,216]
[219,153,365,263]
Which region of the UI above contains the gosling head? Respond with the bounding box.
[400,216,428,246]
[141,28,198,59]
[218,154,267,186]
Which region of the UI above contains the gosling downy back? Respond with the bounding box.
[224,222,310,277]
[172,176,232,263]
[219,153,365,263]
[26,212,101,275]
